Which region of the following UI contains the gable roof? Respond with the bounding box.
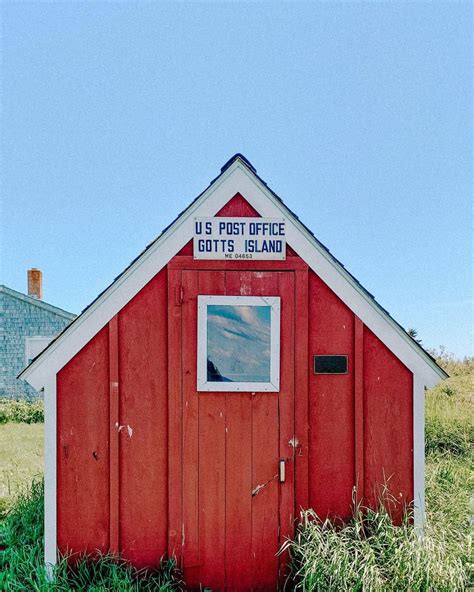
[0,285,76,321]
[19,154,447,389]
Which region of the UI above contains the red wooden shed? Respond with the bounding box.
[21,154,446,591]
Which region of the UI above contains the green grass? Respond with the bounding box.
[0,422,43,517]
[0,356,472,590]
[0,480,183,591]
[286,455,472,591]
[284,502,467,591]
[425,370,473,456]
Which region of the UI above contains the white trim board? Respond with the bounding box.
[44,375,57,577]
[413,375,426,533]
[20,156,445,391]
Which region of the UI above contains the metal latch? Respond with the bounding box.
[279,459,286,483]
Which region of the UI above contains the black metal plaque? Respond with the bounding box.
[314,355,348,374]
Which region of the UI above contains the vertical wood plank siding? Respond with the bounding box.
[118,270,168,566]
[224,271,254,590]
[308,272,355,519]
[363,326,414,523]
[167,268,183,561]
[55,193,415,587]
[108,315,120,554]
[180,270,201,587]
[57,326,110,555]
[294,268,309,512]
[247,272,281,589]
[354,316,365,504]
[276,271,296,587]
[194,271,227,589]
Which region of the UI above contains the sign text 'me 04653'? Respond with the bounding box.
[193,217,286,260]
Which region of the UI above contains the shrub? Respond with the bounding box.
[0,399,44,424]
[0,479,183,591]
[428,347,474,377]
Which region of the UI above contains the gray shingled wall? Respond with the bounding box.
[0,288,75,399]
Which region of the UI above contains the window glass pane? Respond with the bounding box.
[207,305,271,383]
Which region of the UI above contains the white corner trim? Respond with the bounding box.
[413,375,425,535]
[20,158,444,391]
[44,374,57,578]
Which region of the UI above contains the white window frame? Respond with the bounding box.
[25,336,53,366]
[197,295,280,392]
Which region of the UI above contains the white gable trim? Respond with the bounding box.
[20,157,444,390]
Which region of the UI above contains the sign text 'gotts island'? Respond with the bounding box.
[193,217,286,260]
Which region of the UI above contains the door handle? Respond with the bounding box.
[279,459,286,483]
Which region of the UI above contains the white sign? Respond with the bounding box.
[193,217,286,260]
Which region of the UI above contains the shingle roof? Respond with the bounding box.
[1,285,76,321]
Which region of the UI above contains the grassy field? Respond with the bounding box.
[0,354,472,590]
[0,422,43,516]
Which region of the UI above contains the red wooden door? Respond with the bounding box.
[170,269,295,591]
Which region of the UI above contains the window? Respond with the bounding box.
[197,295,280,392]
[25,336,53,366]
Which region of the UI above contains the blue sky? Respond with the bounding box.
[2,2,472,356]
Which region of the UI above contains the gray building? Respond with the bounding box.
[0,270,76,399]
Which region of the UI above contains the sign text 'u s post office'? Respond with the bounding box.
[193,217,286,260]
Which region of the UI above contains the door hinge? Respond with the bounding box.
[176,285,185,305]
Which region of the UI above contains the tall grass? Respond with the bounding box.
[425,367,473,457]
[285,494,468,591]
[425,455,472,567]
[0,479,183,591]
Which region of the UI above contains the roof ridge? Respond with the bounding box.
[0,284,76,319]
[220,153,257,174]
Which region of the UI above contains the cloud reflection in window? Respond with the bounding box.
[207,305,271,382]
